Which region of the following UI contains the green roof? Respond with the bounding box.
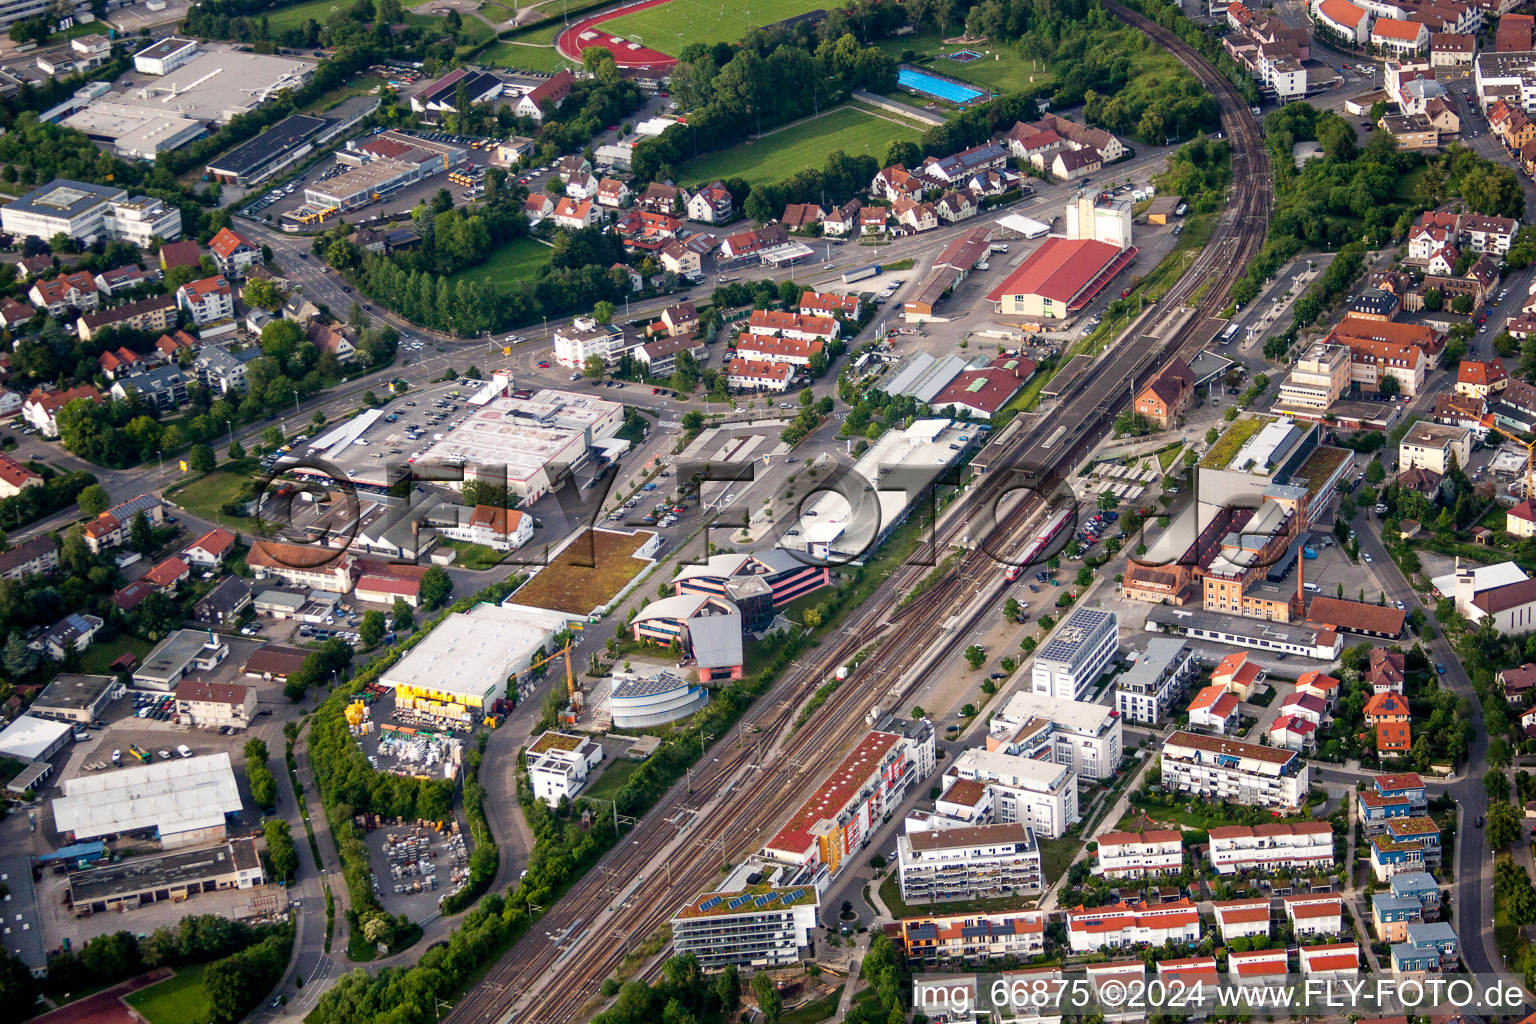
[1200,415,1276,470]
[674,884,818,919]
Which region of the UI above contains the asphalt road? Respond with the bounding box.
[1345,509,1499,977]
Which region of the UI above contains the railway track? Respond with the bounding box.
[443,11,1271,1024]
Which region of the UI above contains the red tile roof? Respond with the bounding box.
[768,730,899,854]
[986,237,1124,304]
[1372,17,1426,40]
[144,556,189,588]
[0,453,41,490]
[208,227,255,260]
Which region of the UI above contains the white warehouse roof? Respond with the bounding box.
[0,715,73,761]
[380,602,571,701]
[53,752,241,840]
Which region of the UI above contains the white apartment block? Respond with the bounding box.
[1032,608,1119,701]
[986,690,1123,781]
[1116,637,1199,724]
[946,747,1079,838]
[1066,899,1201,954]
[103,196,184,246]
[1277,342,1352,412]
[1284,893,1345,937]
[1399,421,1474,475]
[670,882,819,969]
[1161,731,1310,809]
[897,821,1043,903]
[1093,829,1184,879]
[1213,899,1272,941]
[1206,822,1335,874]
[0,179,126,243]
[527,731,605,807]
[551,323,640,368]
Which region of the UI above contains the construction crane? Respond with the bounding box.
[524,641,579,723]
[1487,421,1535,501]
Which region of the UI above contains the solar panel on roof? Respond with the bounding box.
[762,892,781,905]
[699,895,722,911]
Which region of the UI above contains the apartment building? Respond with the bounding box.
[1299,942,1361,978]
[1284,892,1345,937]
[945,747,1079,838]
[1372,891,1426,942]
[670,881,818,968]
[1066,899,1201,953]
[1116,638,1199,724]
[1093,830,1184,879]
[176,276,234,326]
[896,821,1043,903]
[1228,948,1290,981]
[1399,421,1474,474]
[1205,821,1335,874]
[1276,342,1352,413]
[762,720,936,879]
[884,908,1045,964]
[1390,870,1442,919]
[1161,731,1310,809]
[527,731,605,806]
[1212,898,1272,941]
[984,691,1122,781]
[1031,608,1119,701]
[1390,922,1459,976]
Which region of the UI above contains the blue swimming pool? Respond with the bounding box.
[898,67,985,105]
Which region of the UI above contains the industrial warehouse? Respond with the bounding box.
[52,752,244,849]
[66,837,265,915]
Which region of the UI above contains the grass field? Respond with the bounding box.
[482,22,572,73]
[264,1,493,49]
[80,634,153,675]
[509,528,653,614]
[303,76,384,114]
[678,105,920,187]
[166,470,260,532]
[602,0,825,55]
[877,31,1046,95]
[447,236,551,290]
[124,965,212,1024]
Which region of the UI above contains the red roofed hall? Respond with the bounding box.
[987,237,1139,319]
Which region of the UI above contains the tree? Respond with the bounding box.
[1452,294,1475,315]
[1489,800,1523,849]
[584,355,605,379]
[1422,288,1443,312]
[243,277,283,311]
[2,632,36,678]
[1003,596,1022,622]
[1076,567,1094,587]
[190,443,216,473]
[392,598,413,631]
[419,566,452,609]
[752,972,782,1024]
[264,818,298,882]
[77,483,110,517]
[130,511,154,554]
[592,300,615,324]
[228,440,245,462]
[1377,374,1400,399]
[360,610,386,647]
[963,644,985,670]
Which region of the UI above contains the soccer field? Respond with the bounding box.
[600,0,824,54]
[678,106,921,187]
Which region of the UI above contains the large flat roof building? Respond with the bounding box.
[1032,608,1119,701]
[0,714,73,763]
[68,837,264,914]
[53,752,243,848]
[206,114,327,186]
[1,179,126,243]
[29,673,118,724]
[671,873,819,969]
[380,602,573,711]
[986,691,1123,781]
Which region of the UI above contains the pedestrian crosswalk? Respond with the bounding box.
[658,419,681,429]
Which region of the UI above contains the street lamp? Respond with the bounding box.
[293,390,300,415]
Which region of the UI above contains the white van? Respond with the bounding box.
[177,744,192,759]
[1304,582,1320,593]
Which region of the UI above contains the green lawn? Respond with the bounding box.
[165,470,260,532]
[482,22,572,73]
[877,872,1035,920]
[80,634,154,675]
[581,756,642,802]
[678,105,920,188]
[448,236,552,290]
[443,539,508,571]
[877,31,1048,94]
[125,964,212,1024]
[782,992,841,1024]
[303,76,385,115]
[601,0,825,55]
[264,0,350,34]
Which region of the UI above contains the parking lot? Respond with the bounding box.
[242,129,502,230]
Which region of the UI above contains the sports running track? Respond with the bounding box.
[32,969,174,1024]
[555,0,680,69]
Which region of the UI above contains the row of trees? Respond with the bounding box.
[246,736,278,811]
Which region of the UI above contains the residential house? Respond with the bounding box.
[891,197,938,232]
[1133,356,1195,429]
[176,276,234,325]
[780,203,824,231]
[1187,684,1241,733]
[0,298,35,328]
[28,271,98,315]
[870,165,925,202]
[822,199,862,237]
[111,365,188,411]
[726,358,794,392]
[934,190,977,223]
[94,264,153,296]
[1364,691,1413,754]
[595,178,631,209]
[524,193,554,223]
[306,320,356,361]
[687,181,733,224]
[0,453,41,498]
[435,505,533,552]
[1052,148,1102,181]
[658,238,700,276]
[514,70,574,122]
[95,347,143,379]
[23,385,102,438]
[184,527,237,568]
[552,198,599,231]
[208,227,260,278]
[77,294,177,341]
